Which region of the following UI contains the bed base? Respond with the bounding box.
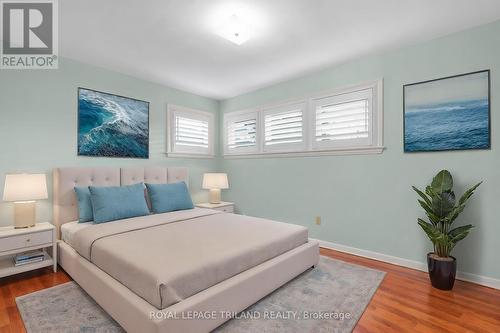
[59,240,319,333]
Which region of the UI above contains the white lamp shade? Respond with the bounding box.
[202,173,229,190]
[3,174,48,202]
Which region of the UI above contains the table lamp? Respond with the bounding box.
[3,174,48,228]
[202,173,229,204]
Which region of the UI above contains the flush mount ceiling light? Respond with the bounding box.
[207,4,266,46]
[215,14,251,45]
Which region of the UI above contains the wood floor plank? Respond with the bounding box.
[0,250,499,332]
[0,307,9,328]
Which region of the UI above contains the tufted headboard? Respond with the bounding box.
[53,167,188,238]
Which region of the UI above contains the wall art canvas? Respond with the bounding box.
[404,70,490,152]
[78,88,149,158]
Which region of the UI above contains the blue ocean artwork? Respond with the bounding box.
[78,88,149,158]
[404,71,490,152]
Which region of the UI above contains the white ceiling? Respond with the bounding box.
[61,0,500,100]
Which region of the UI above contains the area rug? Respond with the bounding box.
[16,257,385,333]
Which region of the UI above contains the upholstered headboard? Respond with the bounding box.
[53,167,188,238]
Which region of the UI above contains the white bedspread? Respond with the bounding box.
[67,208,309,309]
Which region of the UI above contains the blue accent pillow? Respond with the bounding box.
[89,183,150,224]
[74,187,93,223]
[146,182,194,214]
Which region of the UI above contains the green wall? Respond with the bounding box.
[220,20,500,280]
[0,58,220,226]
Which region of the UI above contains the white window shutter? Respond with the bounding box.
[168,106,214,156]
[227,119,257,149]
[175,116,209,148]
[263,103,305,151]
[223,81,382,157]
[313,89,373,148]
[225,112,259,154]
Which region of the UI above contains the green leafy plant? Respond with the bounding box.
[412,170,481,258]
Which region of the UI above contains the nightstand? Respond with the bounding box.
[196,201,235,213]
[0,222,57,278]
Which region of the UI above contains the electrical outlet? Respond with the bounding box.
[315,216,321,225]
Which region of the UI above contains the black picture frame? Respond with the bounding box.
[403,70,491,153]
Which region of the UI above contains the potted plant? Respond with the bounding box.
[412,170,481,290]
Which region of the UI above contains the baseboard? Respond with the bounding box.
[312,238,500,290]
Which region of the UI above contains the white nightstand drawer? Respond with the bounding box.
[218,206,234,213]
[196,202,235,214]
[0,230,53,253]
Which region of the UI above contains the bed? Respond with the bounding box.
[54,167,319,333]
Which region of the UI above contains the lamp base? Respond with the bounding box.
[14,201,36,229]
[209,189,221,204]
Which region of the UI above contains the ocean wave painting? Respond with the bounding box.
[404,71,490,152]
[78,88,149,158]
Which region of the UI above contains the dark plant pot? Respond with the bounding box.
[427,253,457,290]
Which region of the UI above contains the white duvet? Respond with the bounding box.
[65,208,309,309]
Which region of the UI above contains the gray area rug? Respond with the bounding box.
[16,281,124,333]
[16,257,385,333]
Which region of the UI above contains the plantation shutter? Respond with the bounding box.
[169,106,214,155]
[263,103,305,151]
[225,112,258,153]
[175,116,209,149]
[314,89,372,148]
[227,119,257,149]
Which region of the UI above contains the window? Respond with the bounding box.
[167,105,214,156]
[223,80,383,157]
[263,102,306,152]
[224,111,259,154]
[313,89,372,149]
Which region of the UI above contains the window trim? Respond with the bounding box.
[223,146,384,159]
[166,104,215,158]
[222,79,384,158]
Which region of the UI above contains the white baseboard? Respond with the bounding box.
[312,238,500,290]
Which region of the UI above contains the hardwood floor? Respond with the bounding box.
[0,267,71,333]
[320,248,500,333]
[1,249,499,332]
